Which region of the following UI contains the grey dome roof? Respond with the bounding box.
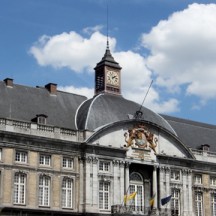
[76,93,176,135]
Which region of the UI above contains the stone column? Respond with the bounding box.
[78,157,84,212]
[182,169,188,216]
[92,157,98,208]
[159,167,166,209]
[152,166,158,209]
[165,167,171,212]
[113,160,120,205]
[119,161,125,204]
[125,162,130,194]
[144,179,150,214]
[187,170,193,213]
[85,157,92,208]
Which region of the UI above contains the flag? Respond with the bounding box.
[161,195,172,206]
[124,191,137,204]
[149,193,155,208]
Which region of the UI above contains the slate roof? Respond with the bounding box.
[76,93,176,134]
[162,114,216,151]
[94,43,121,70]
[1,79,216,152]
[0,80,87,130]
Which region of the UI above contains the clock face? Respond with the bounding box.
[106,70,119,85]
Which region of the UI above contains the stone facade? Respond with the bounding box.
[0,45,216,216]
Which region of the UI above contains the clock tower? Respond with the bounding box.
[94,42,122,95]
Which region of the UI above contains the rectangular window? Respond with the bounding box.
[99,181,110,210]
[63,157,73,169]
[15,151,27,163]
[39,154,51,166]
[62,178,73,208]
[39,175,50,206]
[171,170,180,181]
[14,172,26,204]
[171,188,180,216]
[129,184,144,212]
[194,174,202,185]
[195,191,203,216]
[99,161,110,172]
[37,116,46,125]
[212,193,216,216]
[211,177,216,186]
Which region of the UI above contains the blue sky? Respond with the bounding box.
[1,0,216,125]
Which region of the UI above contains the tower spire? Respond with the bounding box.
[106,0,110,50]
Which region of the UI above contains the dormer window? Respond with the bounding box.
[201,144,210,152]
[32,114,47,125]
[37,115,46,125]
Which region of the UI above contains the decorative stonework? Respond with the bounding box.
[85,156,92,163]
[113,160,119,166]
[125,161,130,168]
[159,166,166,173]
[119,161,125,168]
[165,167,171,174]
[92,157,98,164]
[123,123,158,154]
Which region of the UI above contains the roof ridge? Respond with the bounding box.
[162,114,216,129]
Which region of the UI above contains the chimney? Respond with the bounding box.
[45,83,57,95]
[4,78,13,87]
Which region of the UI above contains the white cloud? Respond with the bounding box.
[30,31,116,72]
[58,85,94,99]
[30,27,180,114]
[82,25,104,35]
[142,3,216,101]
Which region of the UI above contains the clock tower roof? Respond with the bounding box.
[95,42,121,70]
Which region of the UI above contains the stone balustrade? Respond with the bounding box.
[0,117,80,141]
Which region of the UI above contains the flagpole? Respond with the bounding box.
[121,185,130,206]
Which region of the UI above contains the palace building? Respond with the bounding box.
[0,42,216,216]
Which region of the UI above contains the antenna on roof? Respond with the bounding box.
[106,0,110,50]
[134,80,153,119]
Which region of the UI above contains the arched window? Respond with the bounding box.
[62,177,73,208]
[128,172,144,212]
[130,172,143,182]
[39,175,50,206]
[13,172,26,204]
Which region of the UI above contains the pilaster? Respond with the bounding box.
[119,161,125,203]
[159,166,166,209]
[113,160,120,205]
[92,157,98,207]
[182,169,189,216]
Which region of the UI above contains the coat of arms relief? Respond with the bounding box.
[124,124,158,155]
